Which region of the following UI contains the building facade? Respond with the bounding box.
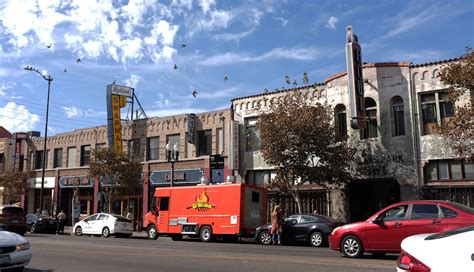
[231,59,473,222]
[22,109,232,226]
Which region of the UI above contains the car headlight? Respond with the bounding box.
[16,242,30,251]
[331,227,340,236]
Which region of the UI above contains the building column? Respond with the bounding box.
[53,176,59,216]
[142,171,149,223]
[93,177,99,214]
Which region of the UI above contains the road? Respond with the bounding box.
[24,233,397,272]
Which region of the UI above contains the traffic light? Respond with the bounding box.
[345,26,366,129]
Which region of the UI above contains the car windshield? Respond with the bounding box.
[0,207,24,215]
[449,202,474,215]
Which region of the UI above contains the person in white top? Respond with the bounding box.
[56,210,67,235]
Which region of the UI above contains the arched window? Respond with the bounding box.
[391,96,405,136]
[360,98,378,139]
[335,104,347,139]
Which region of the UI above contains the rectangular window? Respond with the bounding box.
[159,197,169,211]
[438,160,449,180]
[421,93,437,135]
[147,137,159,161]
[67,147,77,168]
[252,191,260,203]
[465,162,474,179]
[393,104,405,136]
[361,109,378,139]
[128,139,140,159]
[197,130,212,156]
[336,111,347,139]
[53,148,63,168]
[439,92,454,125]
[216,128,223,154]
[424,161,437,181]
[245,117,260,151]
[35,150,43,169]
[450,161,463,180]
[80,145,91,166]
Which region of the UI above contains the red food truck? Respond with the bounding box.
[143,183,267,242]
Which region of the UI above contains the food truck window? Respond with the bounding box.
[252,192,260,203]
[159,197,169,211]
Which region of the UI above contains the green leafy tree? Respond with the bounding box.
[438,48,474,160]
[89,148,142,213]
[0,170,28,204]
[257,89,356,213]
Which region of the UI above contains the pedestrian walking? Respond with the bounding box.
[56,210,67,235]
[126,209,135,231]
[270,205,282,245]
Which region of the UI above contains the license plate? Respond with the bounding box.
[12,220,18,223]
[0,255,10,265]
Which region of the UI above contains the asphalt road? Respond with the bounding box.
[24,233,397,272]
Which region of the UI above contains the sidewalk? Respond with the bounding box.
[64,226,148,238]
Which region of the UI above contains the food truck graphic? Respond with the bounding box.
[143,183,267,242]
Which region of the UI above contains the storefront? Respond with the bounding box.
[26,177,55,214]
[58,175,95,225]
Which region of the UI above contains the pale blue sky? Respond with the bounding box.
[0,0,473,135]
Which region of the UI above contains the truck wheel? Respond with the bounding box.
[258,230,272,245]
[147,225,158,240]
[199,226,213,242]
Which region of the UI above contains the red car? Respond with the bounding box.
[329,200,474,258]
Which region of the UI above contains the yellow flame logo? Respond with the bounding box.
[188,191,215,211]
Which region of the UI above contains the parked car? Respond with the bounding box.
[397,225,474,272]
[26,214,58,234]
[73,213,133,237]
[0,223,32,271]
[329,200,474,258]
[0,205,26,236]
[255,214,342,247]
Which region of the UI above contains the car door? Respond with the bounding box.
[405,204,443,237]
[281,215,299,242]
[365,204,408,251]
[82,214,98,234]
[294,215,316,241]
[96,214,108,234]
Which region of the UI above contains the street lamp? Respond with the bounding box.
[165,142,179,187]
[24,66,53,213]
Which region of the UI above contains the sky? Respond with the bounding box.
[0,0,473,136]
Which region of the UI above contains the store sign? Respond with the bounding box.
[111,84,133,97]
[111,95,123,153]
[27,177,55,188]
[149,169,203,185]
[59,176,94,188]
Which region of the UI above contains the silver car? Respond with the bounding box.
[0,224,32,271]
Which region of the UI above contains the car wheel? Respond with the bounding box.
[309,231,323,247]
[30,223,36,233]
[147,225,158,240]
[199,226,213,242]
[75,226,83,236]
[258,230,272,245]
[341,235,364,258]
[102,227,110,238]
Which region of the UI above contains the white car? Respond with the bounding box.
[397,225,474,272]
[73,213,133,238]
[0,224,32,271]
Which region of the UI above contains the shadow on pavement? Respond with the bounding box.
[25,269,54,272]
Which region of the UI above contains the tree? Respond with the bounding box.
[257,88,356,213]
[438,48,474,160]
[89,148,142,213]
[0,170,28,204]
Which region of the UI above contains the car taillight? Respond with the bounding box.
[397,250,430,272]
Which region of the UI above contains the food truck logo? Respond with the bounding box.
[188,191,215,211]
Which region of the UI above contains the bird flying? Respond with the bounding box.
[76,58,81,63]
[224,76,228,82]
[180,44,186,48]
[192,90,198,97]
[64,69,67,73]
[173,64,178,69]
[46,43,52,48]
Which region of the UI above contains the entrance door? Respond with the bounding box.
[349,179,400,222]
[157,197,170,233]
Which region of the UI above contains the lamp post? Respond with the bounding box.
[166,142,179,187]
[24,66,53,213]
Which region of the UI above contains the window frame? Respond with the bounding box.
[335,104,347,140]
[360,98,378,139]
[53,148,63,168]
[197,129,212,157]
[245,117,260,151]
[423,159,473,182]
[391,96,405,136]
[146,136,160,161]
[80,145,91,166]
